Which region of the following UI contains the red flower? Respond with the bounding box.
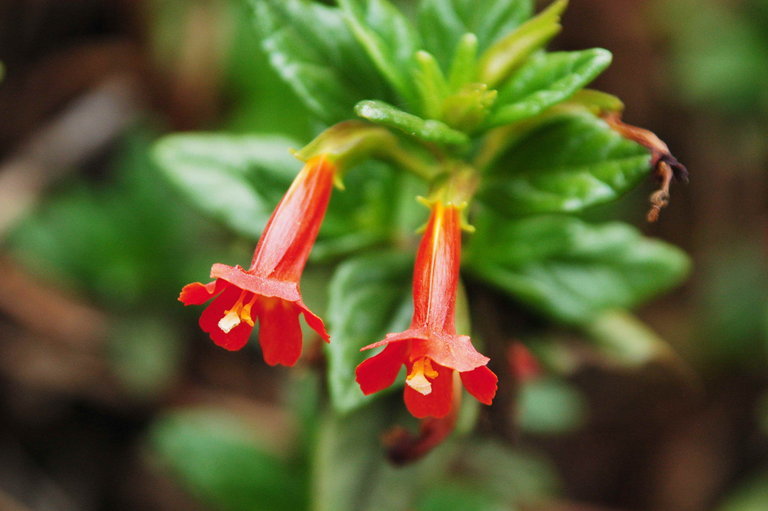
[355,201,498,418]
[179,155,333,366]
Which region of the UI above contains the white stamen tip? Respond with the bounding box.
[218,310,241,333]
[406,373,433,395]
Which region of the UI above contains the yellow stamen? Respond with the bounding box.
[218,291,256,333]
[240,294,258,327]
[406,358,439,396]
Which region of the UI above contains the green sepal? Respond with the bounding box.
[294,121,398,176]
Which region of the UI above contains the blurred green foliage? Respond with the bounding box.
[659,0,768,116]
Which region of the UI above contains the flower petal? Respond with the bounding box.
[258,299,303,367]
[211,264,300,303]
[298,301,330,343]
[213,322,253,351]
[355,343,407,395]
[198,285,239,337]
[404,364,454,419]
[460,365,498,405]
[179,280,222,305]
[198,285,253,351]
[419,334,490,373]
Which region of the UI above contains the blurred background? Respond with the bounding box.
[0,0,767,510]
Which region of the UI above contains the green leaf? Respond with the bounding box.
[417,484,503,511]
[150,408,306,511]
[487,49,612,126]
[325,252,413,413]
[109,316,182,399]
[452,439,560,505]
[716,470,768,511]
[465,214,690,324]
[312,403,455,511]
[10,128,215,309]
[418,0,533,69]
[518,377,586,434]
[338,0,420,105]
[478,0,568,87]
[314,162,428,262]
[414,50,451,118]
[251,0,388,123]
[355,99,470,146]
[479,112,651,215]
[585,309,686,367]
[153,133,298,239]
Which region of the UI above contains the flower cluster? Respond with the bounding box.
[180,144,497,418]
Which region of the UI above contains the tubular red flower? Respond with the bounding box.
[179,155,333,366]
[355,201,498,418]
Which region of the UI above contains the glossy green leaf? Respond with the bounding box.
[487,49,612,126]
[251,0,388,123]
[418,0,533,69]
[480,112,651,215]
[313,161,397,261]
[355,99,470,146]
[338,0,420,104]
[325,252,413,413]
[478,0,567,87]
[150,409,306,511]
[153,133,298,239]
[314,162,427,262]
[465,214,690,324]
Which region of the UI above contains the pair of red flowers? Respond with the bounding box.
[180,155,497,418]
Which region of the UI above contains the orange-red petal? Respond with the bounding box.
[298,301,330,343]
[460,365,498,405]
[355,343,407,395]
[258,300,303,367]
[198,285,238,335]
[198,285,253,351]
[214,322,253,351]
[211,264,300,303]
[179,280,222,305]
[404,364,453,419]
